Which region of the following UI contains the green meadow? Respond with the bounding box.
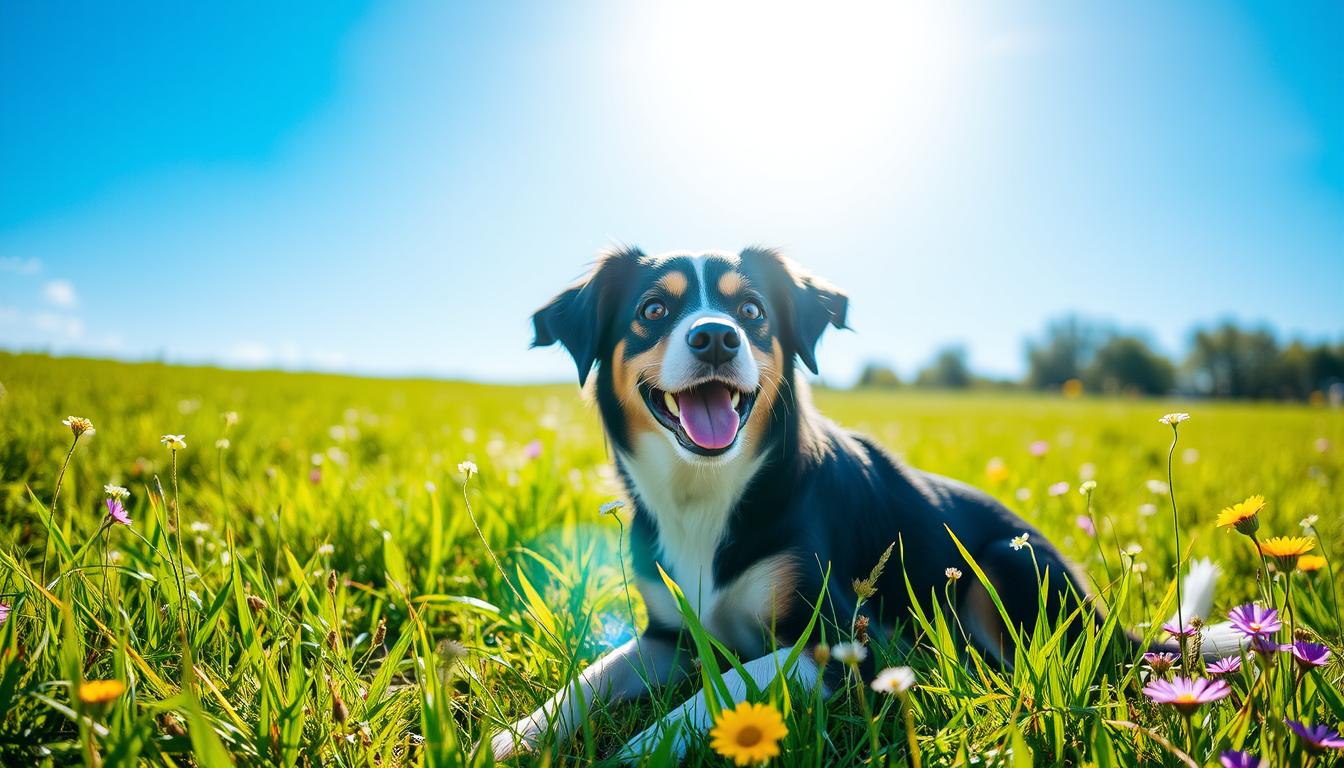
[0,351,1341,766]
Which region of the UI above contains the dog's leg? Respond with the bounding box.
[490,633,688,760]
[614,646,822,763]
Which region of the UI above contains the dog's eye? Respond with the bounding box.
[641,300,667,321]
[738,299,764,321]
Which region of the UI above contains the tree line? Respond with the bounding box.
[856,316,1344,401]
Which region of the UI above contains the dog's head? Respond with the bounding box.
[533,247,847,461]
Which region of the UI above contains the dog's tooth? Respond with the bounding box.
[664,391,680,417]
[731,391,740,409]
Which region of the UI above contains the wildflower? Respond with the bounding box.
[1079,480,1097,494]
[160,434,187,450]
[62,416,95,437]
[1015,488,1031,502]
[944,567,963,581]
[852,615,870,644]
[317,543,335,556]
[189,521,210,534]
[1182,448,1200,464]
[1010,532,1030,551]
[457,460,477,478]
[1289,641,1330,670]
[1143,652,1178,675]
[1228,604,1281,638]
[709,701,789,766]
[1080,462,1097,480]
[1145,479,1169,495]
[985,457,1009,483]
[1207,656,1242,676]
[1219,751,1261,768]
[1138,503,1157,517]
[222,411,240,427]
[1300,514,1319,530]
[78,679,126,705]
[1158,413,1190,426]
[0,603,9,623]
[1297,554,1327,573]
[523,440,543,459]
[215,438,230,450]
[1258,536,1315,566]
[1142,676,1230,714]
[1285,720,1344,752]
[104,498,131,526]
[1028,440,1049,457]
[1076,515,1096,537]
[103,485,129,501]
[1314,438,1330,453]
[1216,495,1264,536]
[1048,481,1070,497]
[812,644,830,666]
[599,500,625,517]
[1162,621,1198,639]
[1124,543,1143,556]
[831,642,867,666]
[372,617,387,647]
[871,666,916,694]
[1249,636,1286,655]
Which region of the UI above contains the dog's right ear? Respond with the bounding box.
[532,247,640,387]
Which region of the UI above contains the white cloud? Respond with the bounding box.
[43,279,78,308]
[0,257,41,275]
[31,312,84,340]
[224,341,274,367]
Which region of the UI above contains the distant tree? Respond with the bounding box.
[1085,336,1175,395]
[855,362,902,389]
[915,345,972,389]
[1025,316,1109,389]
[1185,322,1281,398]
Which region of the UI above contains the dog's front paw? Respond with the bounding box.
[615,717,689,765]
[488,721,539,762]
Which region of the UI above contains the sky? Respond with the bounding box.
[1,1,1341,385]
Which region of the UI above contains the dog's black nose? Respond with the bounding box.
[687,319,741,366]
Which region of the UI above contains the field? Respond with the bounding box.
[0,351,1341,766]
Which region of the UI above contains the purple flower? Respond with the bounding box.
[1163,621,1198,638]
[1142,676,1231,715]
[1219,751,1261,768]
[1143,652,1178,675]
[104,498,131,526]
[0,603,9,623]
[1249,635,1287,655]
[1285,720,1344,751]
[1289,641,1331,670]
[523,439,543,460]
[1048,481,1070,497]
[1028,440,1049,457]
[1227,604,1281,638]
[1206,656,1242,676]
[1075,515,1096,537]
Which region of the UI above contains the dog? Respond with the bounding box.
[491,246,1229,761]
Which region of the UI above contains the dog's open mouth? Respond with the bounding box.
[643,381,757,456]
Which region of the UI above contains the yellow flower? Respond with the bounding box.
[78,679,126,705]
[1259,536,1315,564]
[1216,495,1264,536]
[1297,554,1328,573]
[709,702,788,766]
[985,458,1009,484]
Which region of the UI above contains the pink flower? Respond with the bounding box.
[1142,676,1231,714]
[523,440,543,460]
[1048,481,1070,497]
[1075,515,1096,537]
[0,603,9,623]
[1227,604,1281,638]
[104,498,131,526]
[1207,656,1242,676]
[1028,440,1049,457]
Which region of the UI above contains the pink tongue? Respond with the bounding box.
[677,383,740,450]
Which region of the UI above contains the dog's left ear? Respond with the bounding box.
[743,247,849,375]
[532,247,639,386]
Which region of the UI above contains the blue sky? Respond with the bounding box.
[2,1,1340,384]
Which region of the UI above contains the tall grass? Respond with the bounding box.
[0,352,1340,765]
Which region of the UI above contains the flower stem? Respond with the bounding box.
[171,450,189,629]
[1165,425,1186,675]
[41,434,81,585]
[901,693,922,768]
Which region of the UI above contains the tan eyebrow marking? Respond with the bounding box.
[656,272,688,297]
[717,271,744,295]
[630,320,649,338]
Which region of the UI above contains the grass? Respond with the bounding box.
[0,351,1342,766]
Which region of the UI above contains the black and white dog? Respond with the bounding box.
[492,247,1223,760]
